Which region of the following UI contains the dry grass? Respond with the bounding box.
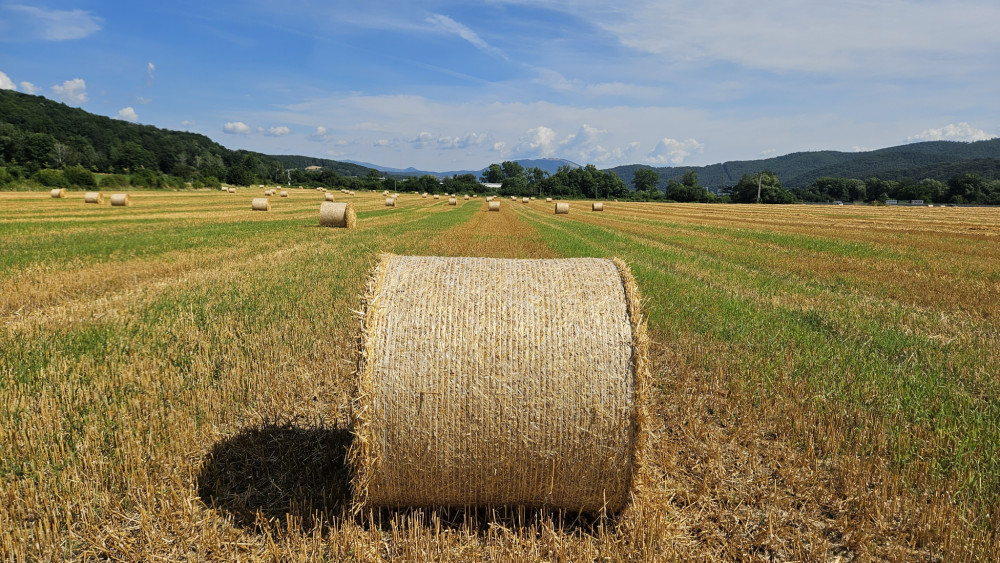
[1,191,997,561]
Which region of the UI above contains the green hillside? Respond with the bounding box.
[268,155,375,178]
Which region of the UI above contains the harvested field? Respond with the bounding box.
[1,190,998,561]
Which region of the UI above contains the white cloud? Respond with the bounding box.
[136,96,152,105]
[646,138,704,165]
[181,120,195,126]
[907,123,997,143]
[410,131,488,150]
[116,107,139,122]
[1,5,102,41]
[147,62,155,80]
[515,126,559,156]
[0,71,15,90]
[425,14,507,60]
[223,121,251,134]
[373,139,391,147]
[259,125,291,136]
[51,78,87,104]
[20,81,40,94]
[310,125,329,141]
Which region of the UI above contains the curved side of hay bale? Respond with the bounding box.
[385,197,396,207]
[110,193,131,207]
[50,188,67,199]
[84,192,103,204]
[554,202,570,214]
[350,255,649,513]
[319,201,356,228]
[592,202,604,212]
[251,197,270,211]
[488,201,500,212]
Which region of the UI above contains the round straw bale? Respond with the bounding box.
[228,187,236,193]
[385,197,396,207]
[546,197,553,202]
[319,201,356,228]
[110,193,131,207]
[522,197,529,203]
[251,197,270,211]
[488,200,501,212]
[84,191,103,204]
[554,202,569,214]
[422,193,428,198]
[464,195,470,200]
[449,197,457,205]
[281,190,289,197]
[221,186,229,191]
[50,188,67,198]
[592,202,604,212]
[325,192,335,201]
[434,194,440,199]
[350,255,650,513]
[510,196,516,201]
[383,190,389,196]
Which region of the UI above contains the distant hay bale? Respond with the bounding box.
[385,197,396,207]
[84,191,103,204]
[464,195,470,200]
[531,197,536,200]
[393,193,399,199]
[349,191,355,196]
[488,201,500,212]
[50,188,67,199]
[422,193,428,198]
[281,191,289,197]
[555,202,569,214]
[383,190,389,196]
[221,186,229,191]
[325,192,335,201]
[319,201,356,228]
[110,193,131,207]
[434,194,440,199]
[510,196,516,201]
[522,197,529,203]
[228,187,236,193]
[350,255,650,513]
[592,202,604,212]
[546,197,553,202]
[251,197,270,211]
[449,197,457,205]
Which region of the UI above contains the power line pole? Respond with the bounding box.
[756,172,763,204]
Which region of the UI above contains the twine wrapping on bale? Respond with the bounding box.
[50,188,67,199]
[325,192,335,202]
[110,193,131,207]
[385,197,396,207]
[84,192,103,204]
[488,200,501,212]
[350,255,650,513]
[555,202,569,214]
[593,202,604,212]
[251,197,270,211]
[449,197,457,205]
[319,201,356,228]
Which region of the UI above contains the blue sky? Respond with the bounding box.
[2,1,998,171]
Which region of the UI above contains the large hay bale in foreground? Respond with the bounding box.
[350,255,649,513]
[110,193,131,207]
[555,202,569,214]
[50,188,66,199]
[251,197,270,211]
[488,200,500,212]
[593,202,604,212]
[84,192,103,204]
[319,201,356,228]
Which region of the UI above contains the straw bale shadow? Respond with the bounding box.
[196,420,353,531]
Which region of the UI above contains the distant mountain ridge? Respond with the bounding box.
[340,157,581,178]
[608,139,1000,191]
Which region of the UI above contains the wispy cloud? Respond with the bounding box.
[259,125,291,136]
[425,14,508,60]
[0,71,15,90]
[223,121,251,134]
[20,81,40,94]
[0,5,102,41]
[116,107,139,122]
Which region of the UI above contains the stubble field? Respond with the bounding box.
[1,189,998,561]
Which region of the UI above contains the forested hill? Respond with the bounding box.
[269,155,375,178]
[609,139,1000,191]
[0,89,374,185]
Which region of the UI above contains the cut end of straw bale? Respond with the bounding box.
[350,255,650,514]
[319,201,356,228]
[385,197,396,207]
[554,202,569,214]
[50,188,67,199]
[592,202,604,212]
[251,197,270,211]
[110,193,131,207]
[488,200,501,211]
[84,191,103,204]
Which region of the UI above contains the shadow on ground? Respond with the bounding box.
[196,420,353,531]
